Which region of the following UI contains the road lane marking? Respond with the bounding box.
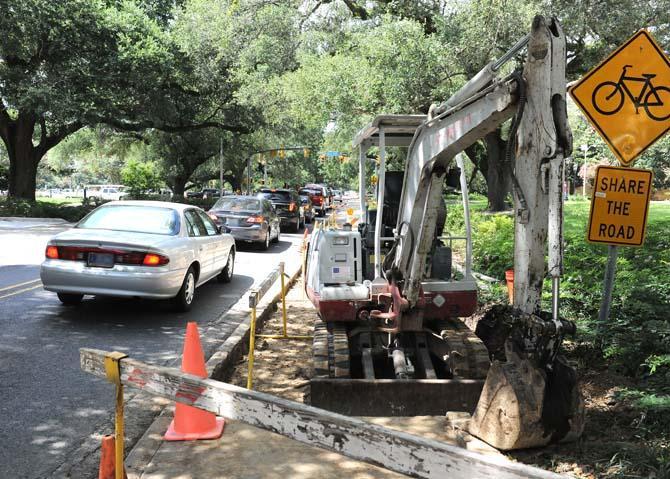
[0,278,41,293]
[0,284,43,300]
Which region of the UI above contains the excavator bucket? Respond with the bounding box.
[468,356,585,450]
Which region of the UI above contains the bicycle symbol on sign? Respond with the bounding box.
[591,65,670,121]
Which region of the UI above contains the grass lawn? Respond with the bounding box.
[35,197,82,205]
[564,198,670,238]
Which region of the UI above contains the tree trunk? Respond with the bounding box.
[171,177,188,199]
[484,130,512,212]
[222,173,241,192]
[3,114,40,201]
[9,149,39,201]
[0,111,80,202]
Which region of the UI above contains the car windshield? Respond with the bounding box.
[212,197,260,212]
[77,205,180,235]
[300,188,320,196]
[258,191,291,202]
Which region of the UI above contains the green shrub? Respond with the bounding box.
[455,199,670,377]
[471,213,515,279]
[0,198,94,222]
[169,197,217,209]
[560,217,670,374]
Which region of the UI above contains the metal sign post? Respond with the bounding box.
[597,245,619,338]
[587,165,653,325]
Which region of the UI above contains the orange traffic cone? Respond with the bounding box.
[98,435,127,479]
[164,322,225,441]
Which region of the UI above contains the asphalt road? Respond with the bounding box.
[0,219,306,478]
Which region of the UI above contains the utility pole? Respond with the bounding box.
[219,138,224,198]
[246,156,252,195]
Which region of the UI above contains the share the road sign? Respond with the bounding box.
[569,30,670,166]
[587,166,653,246]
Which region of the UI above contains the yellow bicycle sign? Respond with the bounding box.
[570,30,670,167]
[592,65,670,121]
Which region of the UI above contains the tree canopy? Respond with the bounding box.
[2,0,669,201]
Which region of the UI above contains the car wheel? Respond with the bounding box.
[273,226,280,244]
[218,248,235,283]
[57,293,83,306]
[173,266,197,312]
[260,231,270,250]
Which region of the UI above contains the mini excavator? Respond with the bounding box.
[304,16,584,450]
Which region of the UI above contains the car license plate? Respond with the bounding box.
[87,252,114,268]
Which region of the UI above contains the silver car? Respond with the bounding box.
[40,201,236,311]
[208,195,280,250]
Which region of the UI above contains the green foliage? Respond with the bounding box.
[168,196,217,209]
[559,203,670,374]
[467,199,670,376]
[0,198,93,222]
[0,161,8,191]
[472,214,515,279]
[121,159,162,197]
[646,355,670,376]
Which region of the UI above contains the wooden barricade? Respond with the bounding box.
[80,348,566,479]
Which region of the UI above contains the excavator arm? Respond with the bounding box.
[391,77,519,304]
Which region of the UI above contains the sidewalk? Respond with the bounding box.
[126,275,500,479]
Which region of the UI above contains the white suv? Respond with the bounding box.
[101,187,127,201]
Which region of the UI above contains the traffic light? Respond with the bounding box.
[279,144,285,159]
[319,154,325,161]
[303,148,310,159]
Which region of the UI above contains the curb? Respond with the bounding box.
[125,261,303,478]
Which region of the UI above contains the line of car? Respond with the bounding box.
[39,185,348,311]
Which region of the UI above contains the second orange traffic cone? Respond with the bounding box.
[164,322,225,441]
[98,435,127,479]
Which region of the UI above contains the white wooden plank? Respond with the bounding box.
[80,348,567,479]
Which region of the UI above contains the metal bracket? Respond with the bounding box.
[540,158,551,194]
[104,351,128,384]
[516,204,530,224]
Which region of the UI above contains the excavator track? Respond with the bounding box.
[313,321,329,377]
[434,320,490,380]
[313,321,350,378]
